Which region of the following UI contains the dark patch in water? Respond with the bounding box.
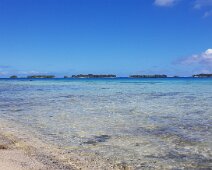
[187,110,205,115]
[60,95,75,98]
[135,143,142,147]
[116,92,123,94]
[47,133,57,136]
[147,92,182,99]
[60,95,84,98]
[37,88,45,91]
[184,95,196,100]
[180,122,211,132]
[10,109,23,112]
[146,151,212,169]
[83,135,111,145]
[135,126,200,146]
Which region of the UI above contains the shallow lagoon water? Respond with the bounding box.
[0,78,212,169]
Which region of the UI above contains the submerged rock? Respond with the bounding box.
[83,135,111,145]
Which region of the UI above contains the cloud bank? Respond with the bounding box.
[154,0,178,7]
[193,0,212,17]
[203,10,212,17]
[181,49,212,65]
[193,0,212,9]
[154,0,212,17]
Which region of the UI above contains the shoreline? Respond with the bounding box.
[0,133,47,170]
[0,118,84,170]
[0,120,75,170]
[0,119,131,170]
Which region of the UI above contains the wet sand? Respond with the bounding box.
[0,146,45,170]
[0,132,130,170]
[0,119,76,170]
[0,133,45,170]
[0,132,75,170]
[0,120,131,170]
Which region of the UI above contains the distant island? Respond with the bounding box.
[10,75,18,79]
[71,74,116,78]
[27,75,55,79]
[4,73,212,79]
[129,74,167,78]
[192,74,212,78]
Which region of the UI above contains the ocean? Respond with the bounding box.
[0,78,211,169]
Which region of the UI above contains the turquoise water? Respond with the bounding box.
[0,78,212,169]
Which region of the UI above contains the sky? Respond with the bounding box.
[0,0,212,77]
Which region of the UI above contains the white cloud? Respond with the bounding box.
[193,0,212,17]
[203,10,212,17]
[181,49,212,65]
[194,0,212,9]
[154,0,178,7]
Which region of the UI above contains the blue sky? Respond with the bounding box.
[0,0,211,77]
